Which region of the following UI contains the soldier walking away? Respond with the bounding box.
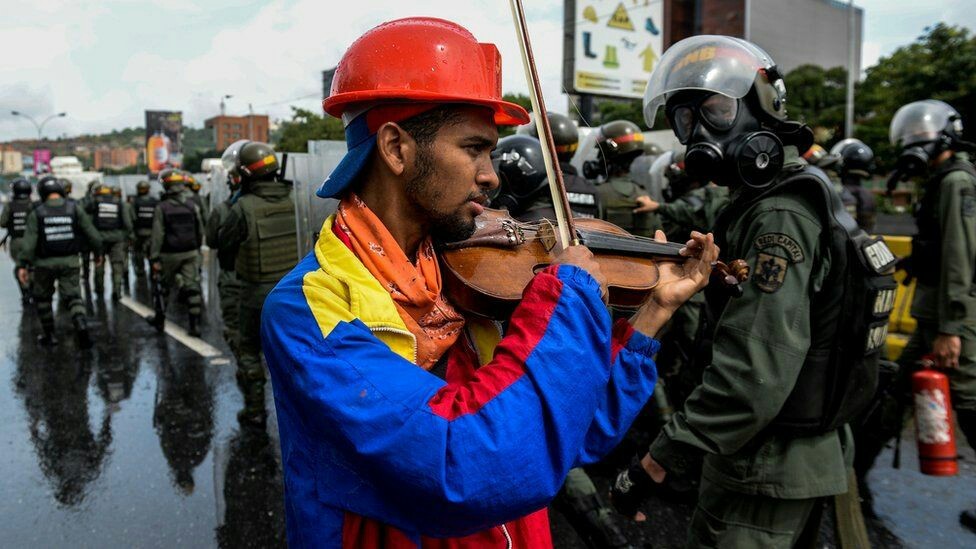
[515,111,603,220]
[16,176,103,347]
[187,174,209,227]
[78,180,100,301]
[90,184,132,301]
[150,169,205,336]
[587,120,660,237]
[831,138,878,232]
[217,140,298,426]
[612,36,896,547]
[2,177,36,305]
[129,180,157,278]
[206,173,242,357]
[856,99,976,533]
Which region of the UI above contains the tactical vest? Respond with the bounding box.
[36,201,80,258]
[912,159,976,286]
[133,195,159,231]
[94,195,123,231]
[704,166,896,436]
[7,198,32,238]
[159,200,199,253]
[597,177,656,237]
[235,195,299,284]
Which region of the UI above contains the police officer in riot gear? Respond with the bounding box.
[587,120,659,237]
[217,140,298,425]
[611,36,894,546]
[17,176,103,347]
[186,174,209,226]
[864,99,976,532]
[2,177,35,305]
[831,138,877,232]
[206,174,242,357]
[150,169,205,336]
[129,180,157,277]
[516,111,602,219]
[90,184,132,300]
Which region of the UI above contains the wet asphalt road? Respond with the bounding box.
[0,250,973,548]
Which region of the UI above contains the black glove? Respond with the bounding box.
[610,454,657,518]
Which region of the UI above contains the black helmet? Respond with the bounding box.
[223,140,279,182]
[11,178,31,198]
[518,112,580,161]
[38,175,65,197]
[491,134,547,212]
[596,120,645,167]
[833,138,874,177]
[136,180,151,195]
[159,168,188,192]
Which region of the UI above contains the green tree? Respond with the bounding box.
[784,64,847,140]
[275,107,344,152]
[856,23,976,170]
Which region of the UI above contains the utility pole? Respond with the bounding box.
[845,0,856,138]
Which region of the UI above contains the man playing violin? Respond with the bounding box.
[259,17,719,548]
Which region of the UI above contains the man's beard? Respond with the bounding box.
[406,146,479,245]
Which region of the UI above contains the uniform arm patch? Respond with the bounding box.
[754,233,805,263]
[753,252,789,293]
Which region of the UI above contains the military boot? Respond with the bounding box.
[37,321,58,346]
[237,381,267,427]
[188,313,201,337]
[73,314,92,349]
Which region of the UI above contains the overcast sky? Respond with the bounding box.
[0,0,973,141]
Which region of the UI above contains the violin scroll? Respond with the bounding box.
[712,259,751,298]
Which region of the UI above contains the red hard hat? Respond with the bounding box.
[323,17,529,126]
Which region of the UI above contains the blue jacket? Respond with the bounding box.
[260,215,660,547]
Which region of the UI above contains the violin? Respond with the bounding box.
[440,209,749,319]
[439,0,749,320]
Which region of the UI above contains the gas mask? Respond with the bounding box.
[896,141,943,178]
[667,92,784,189]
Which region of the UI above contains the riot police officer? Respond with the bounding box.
[866,100,976,532]
[217,140,298,425]
[205,174,242,357]
[612,36,894,546]
[831,138,877,232]
[150,169,205,336]
[17,176,103,346]
[90,184,132,300]
[587,120,659,236]
[187,174,209,227]
[2,177,35,304]
[129,180,157,277]
[515,111,602,219]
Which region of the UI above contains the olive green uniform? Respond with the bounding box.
[206,197,242,355]
[217,180,298,416]
[649,148,852,547]
[1,197,34,301]
[91,198,133,298]
[18,197,103,331]
[596,175,660,237]
[129,194,158,277]
[150,192,205,318]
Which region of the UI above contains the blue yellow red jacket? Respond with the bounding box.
[260,215,661,548]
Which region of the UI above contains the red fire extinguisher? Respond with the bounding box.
[913,356,958,476]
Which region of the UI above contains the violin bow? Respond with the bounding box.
[508,0,578,247]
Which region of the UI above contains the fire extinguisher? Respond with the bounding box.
[913,355,958,476]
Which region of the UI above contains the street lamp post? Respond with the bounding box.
[10,111,67,141]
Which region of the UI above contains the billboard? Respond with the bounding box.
[145,110,183,175]
[33,149,51,175]
[563,0,664,99]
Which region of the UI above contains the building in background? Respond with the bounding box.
[204,114,270,152]
[93,147,140,170]
[1,150,24,174]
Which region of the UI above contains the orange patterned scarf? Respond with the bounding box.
[334,193,465,369]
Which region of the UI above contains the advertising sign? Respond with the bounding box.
[32,149,51,175]
[563,0,664,99]
[145,110,183,175]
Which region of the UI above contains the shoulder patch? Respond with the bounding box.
[754,252,788,293]
[754,233,805,263]
[962,189,976,218]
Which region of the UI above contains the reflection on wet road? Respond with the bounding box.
[0,253,285,548]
